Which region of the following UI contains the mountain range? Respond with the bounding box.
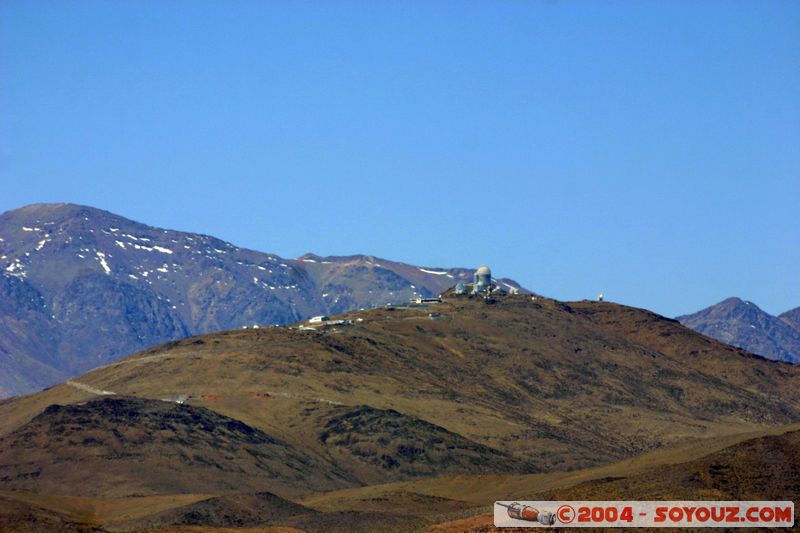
[1,202,797,530]
[3,203,798,402]
[1,291,799,531]
[0,203,523,398]
[677,297,800,364]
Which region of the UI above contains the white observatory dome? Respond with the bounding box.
[476,265,491,276]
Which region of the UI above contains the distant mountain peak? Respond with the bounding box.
[716,296,756,308]
[14,202,119,221]
[678,298,800,364]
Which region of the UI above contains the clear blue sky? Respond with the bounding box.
[1,1,798,317]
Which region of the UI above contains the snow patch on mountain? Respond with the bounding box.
[419,268,448,276]
[95,252,111,274]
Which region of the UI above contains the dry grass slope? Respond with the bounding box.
[2,293,800,531]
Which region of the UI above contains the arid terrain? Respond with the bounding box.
[1,292,799,531]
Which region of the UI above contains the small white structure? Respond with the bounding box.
[597,293,604,302]
[309,315,329,323]
[411,297,442,304]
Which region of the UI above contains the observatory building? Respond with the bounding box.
[473,265,493,293]
[449,264,508,296]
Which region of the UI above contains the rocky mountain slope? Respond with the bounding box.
[677,297,800,364]
[0,203,523,397]
[779,306,800,331]
[2,293,800,530]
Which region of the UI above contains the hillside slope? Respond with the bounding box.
[2,293,800,492]
[3,295,800,530]
[0,396,528,498]
[429,426,800,532]
[677,297,800,363]
[540,429,800,501]
[0,203,523,397]
[6,426,797,532]
[0,397,359,498]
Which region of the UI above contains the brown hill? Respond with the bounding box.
[0,397,352,498]
[410,425,800,532]
[0,397,530,500]
[112,491,313,530]
[2,293,800,530]
[539,429,800,502]
[5,426,797,532]
[316,405,531,481]
[0,494,103,533]
[4,294,800,472]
